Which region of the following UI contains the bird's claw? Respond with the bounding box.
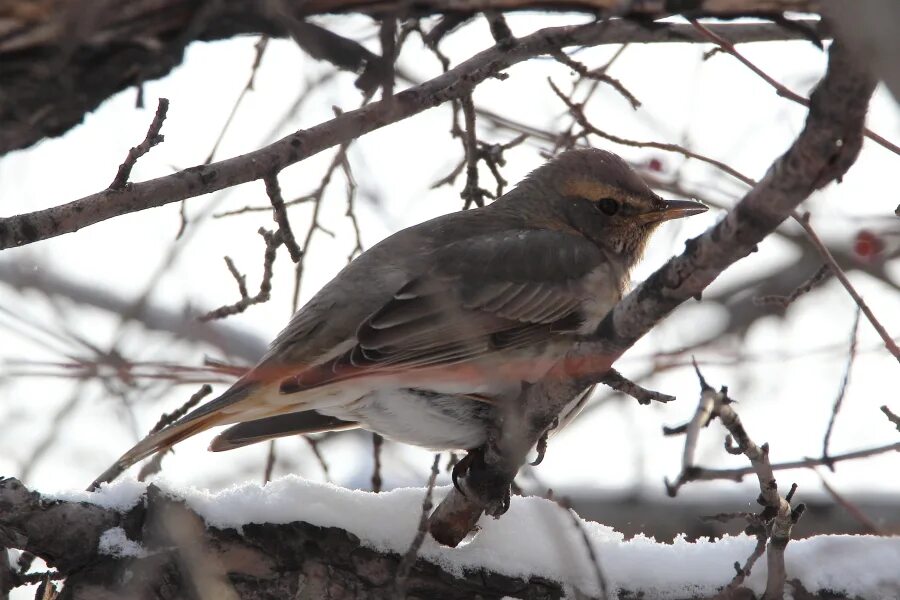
[451,448,480,495]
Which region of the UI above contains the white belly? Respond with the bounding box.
[322,388,492,450]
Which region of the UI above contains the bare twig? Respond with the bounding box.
[555,497,609,600]
[754,264,830,308]
[372,433,384,493]
[689,19,899,156]
[814,468,883,534]
[340,151,364,262]
[394,454,441,598]
[459,94,490,209]
[882,405,900,432]
[200,228,283,321]
[551,49,641,109]
[599,368,675,405]
[548,78,755,187]
[264,172,302,262]
[673,441,900,484]
[795,212,900,361]
[108,98,169,190]
[304,436,331,481]
[712,517,767,599]
[821,307,861,464]
[204,36,269,165]
[263,440,276,484]
[672,363,805,599]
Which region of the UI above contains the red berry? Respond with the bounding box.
[647,158,663,172]
[854,229,883,260]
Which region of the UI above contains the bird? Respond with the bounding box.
[90,148,707,489]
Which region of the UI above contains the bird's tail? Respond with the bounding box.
[87,381,258,491]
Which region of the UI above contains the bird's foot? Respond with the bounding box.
[451,445,511,518]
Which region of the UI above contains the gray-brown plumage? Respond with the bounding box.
[90,148,706,489]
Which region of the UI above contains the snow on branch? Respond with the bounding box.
[1,476,897,599]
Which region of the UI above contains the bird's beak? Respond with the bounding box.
[655,199,709,222]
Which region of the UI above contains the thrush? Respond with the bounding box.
[91,148,706,488]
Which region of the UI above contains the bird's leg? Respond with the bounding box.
[530,416,559,466]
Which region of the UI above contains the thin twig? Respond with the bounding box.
[394,454,441,598]
[372,433,384,493]
[821,307,861,465]
[882,405,900,432]
[794,212,900,362]
[556,497,609,600]
[304,436,331,481]
[548,78,756,187]
[200,228,282,321]
[754,264,831,308]
[459,94,490,209]
[675,441,900,483]
[213,195,314,218]
[204,36,269,165]
[599,368,675,405]
[263,440,276,484]
[551,49,641,109]
[340,151,364,262]
[264,172,302,262]
[109,98,169,190]
[689,19,900,156]
[813,467,883,534]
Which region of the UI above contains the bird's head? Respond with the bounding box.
[520,148,708,264]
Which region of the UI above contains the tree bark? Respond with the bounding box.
[0,477,862,599]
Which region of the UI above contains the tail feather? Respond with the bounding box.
[88,412,224,490]
[208,411,357,452]
[87,381,260,491]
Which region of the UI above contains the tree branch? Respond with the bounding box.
[0,19,825,249]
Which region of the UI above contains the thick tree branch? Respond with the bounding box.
[429,39,876,546]
[0,19,826,249]
[0,477,561,599]
[1,477,873,600]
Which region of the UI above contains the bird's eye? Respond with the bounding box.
[595,198,619,216]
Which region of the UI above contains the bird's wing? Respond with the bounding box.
[88,229,613,486]
[280,228,612,393]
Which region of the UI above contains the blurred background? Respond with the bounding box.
[1,12,898,548]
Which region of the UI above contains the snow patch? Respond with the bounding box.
[98,527,147,558]
[50,477,147,511]
[74,476,900,599]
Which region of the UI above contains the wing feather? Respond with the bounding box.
[279,229,611,394]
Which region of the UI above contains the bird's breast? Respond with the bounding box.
[576,263,627,334]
